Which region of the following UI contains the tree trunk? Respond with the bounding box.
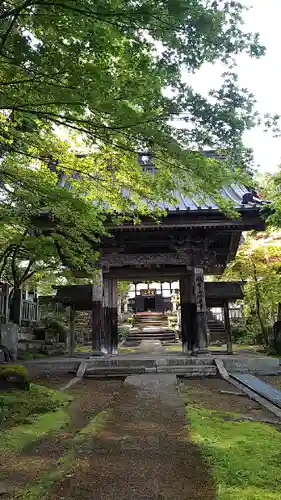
[9,287,22,325]
[277,303,281,321]
[252,261,268,345]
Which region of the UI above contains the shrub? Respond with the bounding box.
[118,325,130,342]
[230,319,265,345]
[33,326,46,341]
[0,365,30,390]
[38,316,68,343]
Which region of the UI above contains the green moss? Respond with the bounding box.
[0,409,70,456]
[0,364,30,389]
[0,383,71,428]
[187,405,281,500]
[75,345,91,353]
[0,384,72,454]
[76,410,111,439]
[118,347,136,353]
[18,410,112,500]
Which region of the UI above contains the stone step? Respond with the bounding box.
[130,327,174,332]
[84,365,217,378]
[127,333,175,338]
[134,323,169,328]
[86,357,215,368]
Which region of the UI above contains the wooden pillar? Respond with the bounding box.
[68,304,76,356]
[91,270,104,352]
[180,274,197,354]
[103,278,111,353]
[103,278,118,353]
[110,279,118,354]
[224,300,233,354]
[194,267,209,351]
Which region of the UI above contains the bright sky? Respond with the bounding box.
[187,0,281,174]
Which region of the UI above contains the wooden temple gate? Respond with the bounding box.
[55,180,264,354]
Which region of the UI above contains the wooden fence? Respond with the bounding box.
[0,283,39,325]
[209,307,243,323]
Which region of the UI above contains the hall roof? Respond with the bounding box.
[136,151,266,213]
[146,184,262,213]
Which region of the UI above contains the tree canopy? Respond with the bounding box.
[1,1,267,177]
[223,232,281,345]
[0,0,271,291]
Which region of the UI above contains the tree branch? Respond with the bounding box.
[19,258,35,285]
[0,0,32,53]
[0,244,15,277]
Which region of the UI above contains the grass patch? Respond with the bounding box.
[187,405,281,500]
[75,345,91,353]
[20,353,50,361]
[0,384,72,454]
[165,344,182,352]
[18,410,112,500]
[118,346,136,353]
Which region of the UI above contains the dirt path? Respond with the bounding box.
[49,374,215,500]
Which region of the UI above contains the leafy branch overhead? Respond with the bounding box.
[0,0,275,288]
[1,1,269,171]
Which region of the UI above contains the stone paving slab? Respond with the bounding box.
[222,356,280,374]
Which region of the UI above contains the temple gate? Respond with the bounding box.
[52,153,266,354]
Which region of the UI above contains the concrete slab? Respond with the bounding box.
[231,373,281,409]
[222,356,280,375]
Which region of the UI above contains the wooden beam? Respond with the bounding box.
[105,214,264,231]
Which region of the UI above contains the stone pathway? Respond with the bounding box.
[50,374,216,500]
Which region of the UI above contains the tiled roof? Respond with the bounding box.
[150,184,264,212]
[137,151,266,212]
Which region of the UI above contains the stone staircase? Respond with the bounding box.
[208,318,227,343]
[124,312,176,345]
[84,356,217,378]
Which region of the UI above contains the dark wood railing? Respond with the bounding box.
[0,283,39,325]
